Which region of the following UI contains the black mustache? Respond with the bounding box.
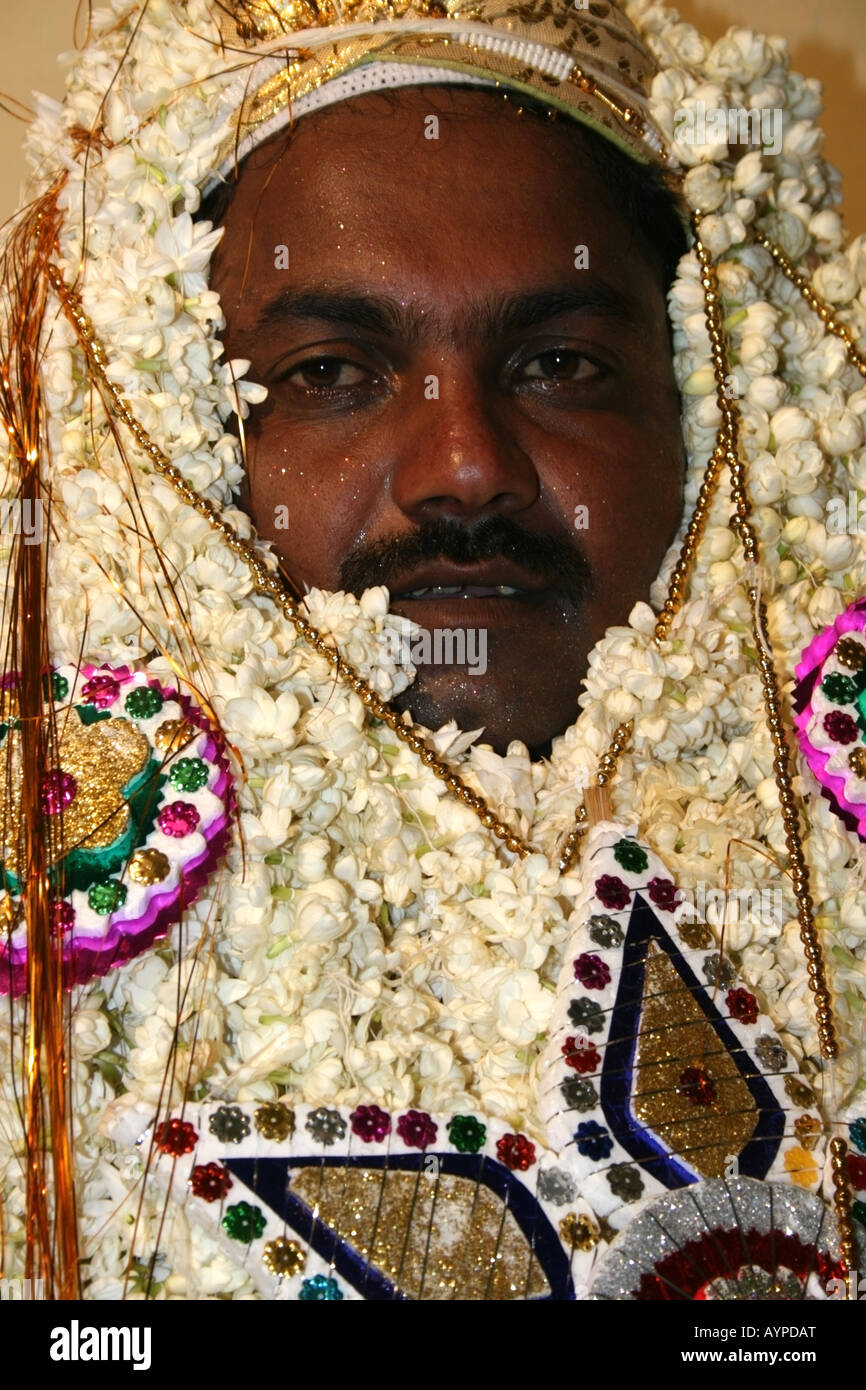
[339,517,591,605]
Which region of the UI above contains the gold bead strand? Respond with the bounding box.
[557,720,633,873]
[752,229,866,379]
[654,215,736,644]
[653,227,839,1059]
[744,600,837,1057]
[715,252,837,1053]
[830,1137,859,1297]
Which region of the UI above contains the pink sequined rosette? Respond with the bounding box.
[793,599,866,840]
[0,664,235,995]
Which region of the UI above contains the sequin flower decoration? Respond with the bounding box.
[350,1104,391,1142]
[88,879,126,915]
[612,839,648,874]
[81,673,120,708]
[305,1107,347,1146]
[50,900,75,936]
[850,1118,866,1154]
[155,1116,198,1157]
[607,1164,644,1203]
[574,1120,614,1160]
[848,1155,866,1190]
[726,987,759,1025]
[560,1213,600,1251]
[679,1067,717,1106]
[785,1076,815,1108]
[588,915,623,948]
[299,1275,344,1301]
[222,1201,266,1243]
[191,1162,233,1203]
[262,1237,306,1278]
[254,1102,295,1142]
[40,769,77,815]
[125,686,164,719]
[594,875,630,911]
[755,1035,788,1072]
[158,801,201,838]
[168,757,209,792]
[567,997,605,1034]
[678,921,712,950]
[573,952,611,990]
[446,1114,486,1153]
[562,1036,601,1074]
[208,1105,250,1144]
[560,1077,598,1111]
[821,673,857,704]
[823,711,859,744]
[536,1168,576,1206]
[396,1110,437,1150]
[496,1132,536,1172]
[702,953,737,987]
[647,877,680,912]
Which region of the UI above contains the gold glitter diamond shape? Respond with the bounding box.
[290,1165,550,1300]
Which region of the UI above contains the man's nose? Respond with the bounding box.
[390,373,539,521]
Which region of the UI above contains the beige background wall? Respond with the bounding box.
[0,1,863,226]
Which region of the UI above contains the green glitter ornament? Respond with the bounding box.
[447,1114,487,1153]
[221,1201,266,1243]
[125,686,164,719]
[168,757,209,793]
[87,879,127,915]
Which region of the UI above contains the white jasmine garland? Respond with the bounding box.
[0,0,862,1298]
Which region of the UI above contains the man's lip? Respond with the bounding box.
[389,589,550,629]
[389,561,548,600]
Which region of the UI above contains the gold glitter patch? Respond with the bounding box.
[290,1165,550,1300]
[128,848,170,885]
[632,944,757,1178]
[0,717,151,877]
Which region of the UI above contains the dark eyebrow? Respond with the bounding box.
[254,282,641,343]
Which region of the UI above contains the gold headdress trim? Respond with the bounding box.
[206,1,668,178]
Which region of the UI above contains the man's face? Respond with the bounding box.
[212,87,684,755]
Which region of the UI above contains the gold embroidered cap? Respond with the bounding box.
[210,0,669,180]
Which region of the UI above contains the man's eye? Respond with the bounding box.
[519,350,599,383]
[286,356,369,390]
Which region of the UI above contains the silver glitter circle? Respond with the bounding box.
[589,1177,853,1301]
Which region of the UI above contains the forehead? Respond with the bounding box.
[213,85,664,327]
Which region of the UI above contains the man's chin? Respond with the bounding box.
[388,627,585,757]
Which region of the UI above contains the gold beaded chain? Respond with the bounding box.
[830,1137,860,1296]
[656,217,866,641]
[557,719,633,873]
[651,217,861,1283]
[752,229,866,378]
[651,215,865,1062]
[47,264,632,867]
[653,224,730,645]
